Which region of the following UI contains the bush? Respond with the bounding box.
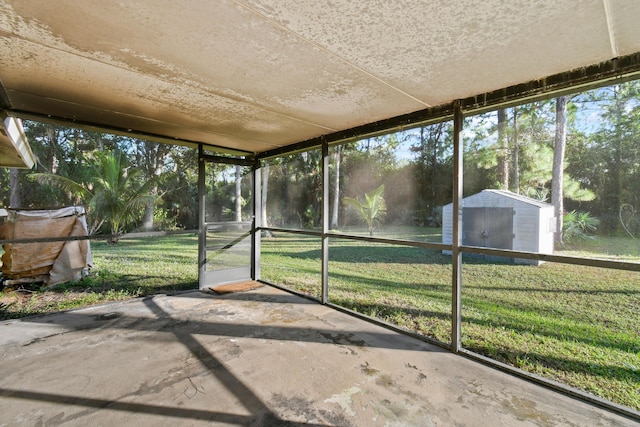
[563,210,599,242]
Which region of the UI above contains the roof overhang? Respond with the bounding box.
[1,1,640,155]
[0,112,34,168]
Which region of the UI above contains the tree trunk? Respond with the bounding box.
[608,85,623,235]
[261,161,272,237]
[9,168,21,208]
[140,143,169,231]
[46,125,58,173]
[330,146,341,229]
[430,124,440,202]
[140,195,156,231]
[552,96,568,244]
[512,106,519,192]
[497,109,509,190]
[235,165,242,222]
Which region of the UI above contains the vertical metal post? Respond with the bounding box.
[197,144,206,290]
[252,158,262,281]
[321,140,329,304]
[451,101,464,352]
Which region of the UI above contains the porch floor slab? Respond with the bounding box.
[0,285,635,426]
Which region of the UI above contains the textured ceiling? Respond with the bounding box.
[1,0,639,155]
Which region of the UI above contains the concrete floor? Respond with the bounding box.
[0,285,636,426]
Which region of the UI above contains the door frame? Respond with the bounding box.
[198,146,255,289]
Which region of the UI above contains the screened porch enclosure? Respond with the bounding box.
[2,0,640,418]
[242,74,640,417]
[0,65,638,420]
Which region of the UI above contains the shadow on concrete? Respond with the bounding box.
[0,294,340,426]
[2,288,637,424]
[0,387,326,426]
[16,295,445,353]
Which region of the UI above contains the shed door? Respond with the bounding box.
[462,207,513,249]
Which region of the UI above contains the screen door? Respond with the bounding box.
[199,159,253,289]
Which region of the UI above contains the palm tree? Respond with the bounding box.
[31,150,155,243]
[344,184,387,237]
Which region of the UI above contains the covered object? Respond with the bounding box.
[443,190,555,265]
[0,207,92,286]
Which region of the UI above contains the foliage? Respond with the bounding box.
[5,123,199,232]
[343,184,387,236]
[409,123,454,224]
[523,187,549,202]
[427,206,443,227]
[204,163,252,224]
[562,210,600,242]
[265,151,322,228]
[566,82,640,234]
[30,150,156,242]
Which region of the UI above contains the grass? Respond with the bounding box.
[0,234,198,319]
[1,230,638,411]
[260,232,640,411]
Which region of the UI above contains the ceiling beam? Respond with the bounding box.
[8,110,254,157]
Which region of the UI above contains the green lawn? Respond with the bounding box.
[0,234,199,319]
[1,231,638,411]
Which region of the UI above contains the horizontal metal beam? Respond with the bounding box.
[200,154,254,166]
[260,226,450,251]
[461,245,640,272]
[0,229,197,245]
[259,227,323,238]
[6,110,253,157]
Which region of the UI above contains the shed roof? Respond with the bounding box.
[1,1,640,155]
[477,190,553,209]
[444,189,553,209]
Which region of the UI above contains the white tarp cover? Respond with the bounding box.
[0,207,92,286]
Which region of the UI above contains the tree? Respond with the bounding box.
[330,145,341,229]
[497,109,509,189]
[135,140,172,231]
[31,150,155,243]
[552,96,569,243]
[410,122,454,224]
[235,165,242,222]
[343,184,387,237]
[260,160,272,236]
[566,81,640,234]
[512,106,520,191]
[154,145,198,229]
[9,168,21,207]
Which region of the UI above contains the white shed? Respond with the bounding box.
[442,190,555,265]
